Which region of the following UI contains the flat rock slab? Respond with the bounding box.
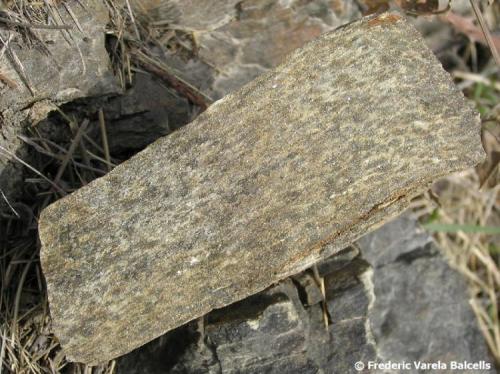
[39,12,484,364]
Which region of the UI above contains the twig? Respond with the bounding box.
[51,119,90,189]
[470,298,500,361]
[125,0,140,41]
[312,265,329,330]
[452,70,500,91]
[132,50,213,110]
[0,33,35,95]
[88,153,115,169]
[126,52,132,85]
[40,120,89,207]
[0,145,66,195]
[10,252,36,344]
[0,188,20,218]
[0,327,6,374]
[98,109,112,172]
[0,32,12,60]
[67,121,91,184]
[18,135,106,175]
[42,0,84,77]
[62,2,84,33]
[0,16,73,30]
[469,0,500,66]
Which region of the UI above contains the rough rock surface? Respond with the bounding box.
[198,0,361,98]
[356,217,493,372]
[116,216,494,373]
[0,0,118,208]
[134,0,242,32]
[0,0,116,112]
[76,72,192,156]
[102,73,190,154]
[39,13,484,364]
[159,0,361,99]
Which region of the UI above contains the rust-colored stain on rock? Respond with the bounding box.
[368,13,402,26]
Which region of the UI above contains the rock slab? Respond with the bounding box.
[39,13,484,364]
[117,216,494,373]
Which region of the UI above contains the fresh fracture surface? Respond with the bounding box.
[39,13,484,364]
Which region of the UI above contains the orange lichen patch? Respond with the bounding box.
[367,13,402,27]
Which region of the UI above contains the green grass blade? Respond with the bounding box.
[423,223,500,235]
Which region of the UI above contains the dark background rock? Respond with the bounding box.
[198,0,361,98]
[97,73,191,155]
[0,0,119,210]
[141,0,242,32]
[157,0,361,100]
[51,72,193,157]
[357,217,493,370]
[116,216,495,374]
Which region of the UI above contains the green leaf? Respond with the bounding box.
[423,223,500,235]
[488,244,500,255]
[426,208,440,223]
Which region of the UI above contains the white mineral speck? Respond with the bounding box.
[247,319,260,330]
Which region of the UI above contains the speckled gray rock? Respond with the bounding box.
[39,13,485,364]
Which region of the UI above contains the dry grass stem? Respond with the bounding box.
[312,265,329,330]
[98,109,112,172]
[469,0,500,66]
[0,145,66,195]
[415,169,500,365]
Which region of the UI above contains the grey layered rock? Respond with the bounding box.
[158,0,361,99]
[356,216,494,373]
[39,13,485,364]
[117,216,494,373]
[89,72,191,155]
[0,0,117,112]
[198,0,361,98]
[141,0,242,31]
[0,0,118,208]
